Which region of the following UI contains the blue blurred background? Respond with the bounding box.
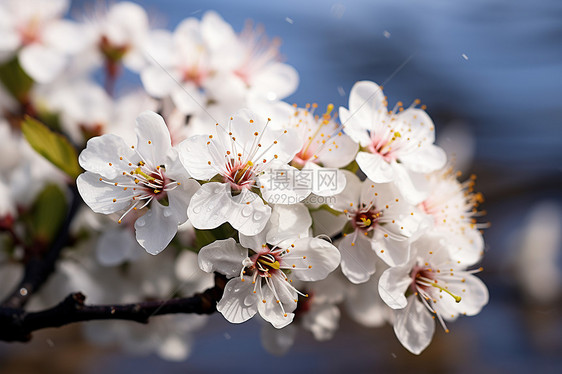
[2,0,561,372]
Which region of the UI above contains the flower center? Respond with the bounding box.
[410,264,461,303]
[224,160,256,192]
[352,207,380,231]
[367,130,402,162]
[99,158,181,224]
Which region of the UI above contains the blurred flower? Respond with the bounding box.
[0,0,83,83]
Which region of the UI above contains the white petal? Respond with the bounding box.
[393,296,435,355]
[266,203,311,245]
[76,172,133,214]
[302,304,340,341]
[356,151,394,183]
[197,238,246,277]
[399,144,447,174]
[259,165,311,205]
[251,62,299,100]
[285,237,341,282]
[78,134,136,179]
[339,107,371,147]
[140,65,179,98]
[96,228,140,266]
[228,188,271,236]
[186,182,231,230]
[315,132,359,169]
[349,80,386,115]
[328,170,361,212]
[257,283,294,329]
[177,135,220,180]
[338,234,377,284]
[304,162,347,197]
[135,111,171,166]
[19,44,66,83]
[43,20,85,53]
[260,323,297,356]
[378,263,412,309]
[374,238,411,267]
[217,277,258,324]
[391,163,428,205]
[134,201,178,255]
[345,272,392,327]
[166,177,199,225]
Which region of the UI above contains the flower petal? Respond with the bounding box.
[228,188,271,236]
[78,134,136,179]
[338,233,377,284]
[217,277,258,324]
[393,295,435,355]
[266,203,311,245]
[177,135,221,180]
[134,201,178,255]
[328,170,362,212]
[197,238,247,277]
[135,111,172,167]
[378,261,412,309]
[19,44,66,83]
[284,237,340,282]
[76,172,133,214]
[356,151,394,183]
[187,182,231,230]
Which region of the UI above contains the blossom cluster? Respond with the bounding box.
[0,0,488,359]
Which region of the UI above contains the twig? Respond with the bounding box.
[0,274,227,342]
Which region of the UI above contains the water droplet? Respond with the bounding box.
[192,206,201,214]
[253,211,264,221]
[163,209,172,218]
[241,206,252,217]
[19,288,28,296]
[214,186,223,194]
[227,287,232,292]
[136,219,146,227]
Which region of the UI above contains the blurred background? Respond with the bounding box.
[1,0,561,372]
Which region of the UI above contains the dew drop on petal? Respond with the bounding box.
[163,209,172,218]
[192,206,202,214]
[241,206,252,217]
[253,211,264,221]
[136,218,146,227]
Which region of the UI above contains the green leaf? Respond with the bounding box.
[0,57,33,102]
[31,184,67,246]
[21,116,82,179]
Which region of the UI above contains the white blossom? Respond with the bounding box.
[198,204,341,328]
[77,111,200,254]
[340,81,447,204]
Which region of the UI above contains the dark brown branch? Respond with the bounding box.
[2,185,82,309]
[0,273,227,342]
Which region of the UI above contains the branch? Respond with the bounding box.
[2,185,83,308]
[0,273,227,342]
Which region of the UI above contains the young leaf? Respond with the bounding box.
[0,57,33,103]
[21,116,82,179]
[31,184,68,246]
